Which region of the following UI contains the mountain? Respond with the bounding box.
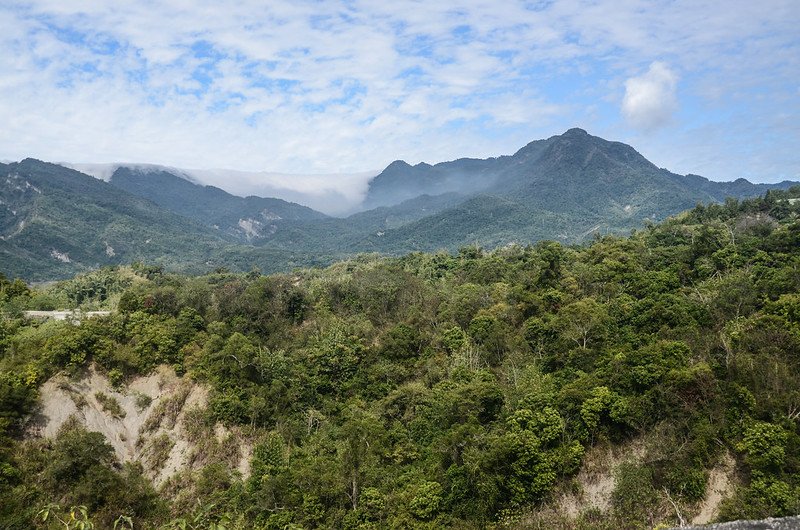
[0,160,330,280]
[361,158,506,209]
[363,129,797,216]
[107,167,327,241]
[0,159,234,280]
[359,128,798,247]
[3,129,798,281]
[68,163,377,216]
[105,168,468,254]
[492,128,794,219]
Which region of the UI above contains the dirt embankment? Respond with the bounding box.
[29,365,252,486]
[519,435,738,528]
[557,437,649,517]
[691,451,737,525]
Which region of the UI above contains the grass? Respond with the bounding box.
[94,391,126,418]
[142,383,192,433]
[146,433,175,472]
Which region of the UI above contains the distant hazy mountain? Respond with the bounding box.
[107,167,327,241]
[3,129,797,280]
[0,160,327,280]
[365,128,794,214]
[490,128,792,216]
[357,128,797,248]
[361,158,506,210]
[68,163,376,216]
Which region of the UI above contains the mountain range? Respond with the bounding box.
[2,128,797,280]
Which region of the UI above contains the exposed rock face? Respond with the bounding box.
[676,516,800,529]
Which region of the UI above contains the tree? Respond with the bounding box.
[738,422,789,471]
[556,298,608,350]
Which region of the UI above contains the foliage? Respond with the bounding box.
[94,392,125,419]
[0,188,799,528]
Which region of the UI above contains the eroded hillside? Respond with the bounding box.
[31,365,252,487]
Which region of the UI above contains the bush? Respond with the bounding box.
[738,422,788,471]
[133,392,152,412]
[612,463,658,528]
[94,392,125,419]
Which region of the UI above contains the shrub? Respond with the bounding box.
[133,392,152,412]
[94,392,125,419]
[738,421,788,471]
[146,433,174,472]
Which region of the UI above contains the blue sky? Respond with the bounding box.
[0,0,798,200]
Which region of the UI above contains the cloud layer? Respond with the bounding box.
[0,1,798,196]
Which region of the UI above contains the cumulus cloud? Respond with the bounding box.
[621,62,678,131]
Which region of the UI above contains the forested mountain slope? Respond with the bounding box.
[364,128,797,215]
[1,187,799,529]
[3,130,798,282]
[0,159,236,280]
[0,160,336,281]
[360,129,798,250]
[108,167,328,241]
[92,130,800,258]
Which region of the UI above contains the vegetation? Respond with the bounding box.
[0,188,799,528]
[94,392,125,419]
[3,130,798,282]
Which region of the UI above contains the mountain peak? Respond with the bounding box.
[385,160,412,170]
[563,127,589,136]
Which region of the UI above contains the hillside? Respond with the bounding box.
[0,159,239,280]
[0,161,336,281]
[359,195,573,253]
[1,188,799,528]
[3,129,798,282]
[108,167,328,241]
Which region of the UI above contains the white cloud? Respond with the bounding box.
[0,0,797,200]
[621,62,678,131]
[64,162,377,215]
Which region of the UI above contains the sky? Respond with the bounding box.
[1,0,798,202]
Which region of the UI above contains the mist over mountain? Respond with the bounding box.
[361,157,506,210]
[351,128,798,252]
[108,167,328,241]
[68,163,377,216]
[2,129,797,281]
[364,128,795,217]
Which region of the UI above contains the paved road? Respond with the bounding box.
[23,310,111,320]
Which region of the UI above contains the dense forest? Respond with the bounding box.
[1,188,799,529]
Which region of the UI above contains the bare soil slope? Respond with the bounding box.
[29,365,252,486]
